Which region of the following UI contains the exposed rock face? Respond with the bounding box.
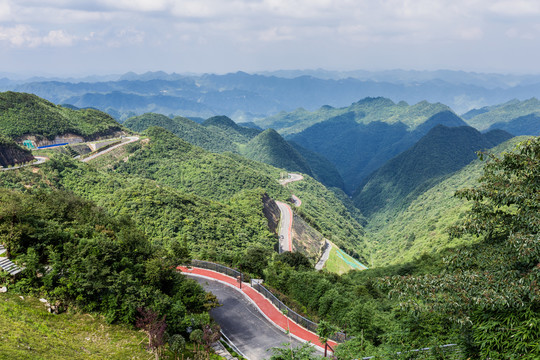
[0,144,34,167]
[262,193,280,234]
[20,129,127,148]
[291,213,325,261]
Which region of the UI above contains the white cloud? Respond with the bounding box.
[0,0,12,21]
[490,0,540,16]
[106,28,145,47]
[0,25,76,47]
[0,25,41,47]
[43,29,75,46]
[457,27,484,40]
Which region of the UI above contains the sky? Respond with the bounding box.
[1,0,539,77]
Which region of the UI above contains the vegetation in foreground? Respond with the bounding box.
[0,185,225,359]
[0,292,149,360]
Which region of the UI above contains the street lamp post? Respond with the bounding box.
[236,275,242,289]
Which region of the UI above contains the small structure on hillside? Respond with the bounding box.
[22,140,36,150]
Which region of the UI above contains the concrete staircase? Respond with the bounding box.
[0,244,22,276]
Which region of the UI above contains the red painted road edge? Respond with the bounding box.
[177,266,338,350]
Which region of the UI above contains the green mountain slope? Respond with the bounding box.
[0,91,122,140]
[364,136,530,267]
[288,141,345,189]
[242,129,313,176]
[123,113,237,152]
[124,113,345,189]
[84,127,366,258]
[202,115,260,143]
[290,110,468,192]
[464,98,540,131]
[486,113,540,136]
[107,126,286,202]
[354,125,513,217]
[286,176,367,262]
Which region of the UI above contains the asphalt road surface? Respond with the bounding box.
[1,156,48,171]
[275,201,293,253]
[190,276,304,360]
[278,173,304,185]
[82,136,139,162]
[315,240,332,270]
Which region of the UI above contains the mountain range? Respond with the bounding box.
[3,70,540,122]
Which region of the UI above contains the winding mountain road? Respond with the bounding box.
[276,201,293,253]
[276,173,304,253]
[81,136,139,162]
[2,136,140,172]
[277,173,332,270]
[315,240,332,271]
[0,156,48,171]
[278,173,304,185]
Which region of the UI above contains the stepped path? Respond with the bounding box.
[276,173,304,253]
[178,265,336,359]
[0,245,22,276]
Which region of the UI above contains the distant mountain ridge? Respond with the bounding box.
[463,98,540,134]
[4,70,540,122]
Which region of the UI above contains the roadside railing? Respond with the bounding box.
[187,259,347,343]
[191,259,244,281]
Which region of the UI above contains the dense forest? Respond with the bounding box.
[0,92,123,141]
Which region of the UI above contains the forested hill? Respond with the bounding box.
[354,125,513,218]
[487,113,540,136]
[123,112,345,189]
[364,136,528,266]
[289,109,468,193]
[202,115,261,142]
[463,97,540,132]
[243,129,313,176]
[124,113,237,153]
[0,91,123,141]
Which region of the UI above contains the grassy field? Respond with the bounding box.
[324,244,368,275]
[0,291,228,360]
[0,292,150,360]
